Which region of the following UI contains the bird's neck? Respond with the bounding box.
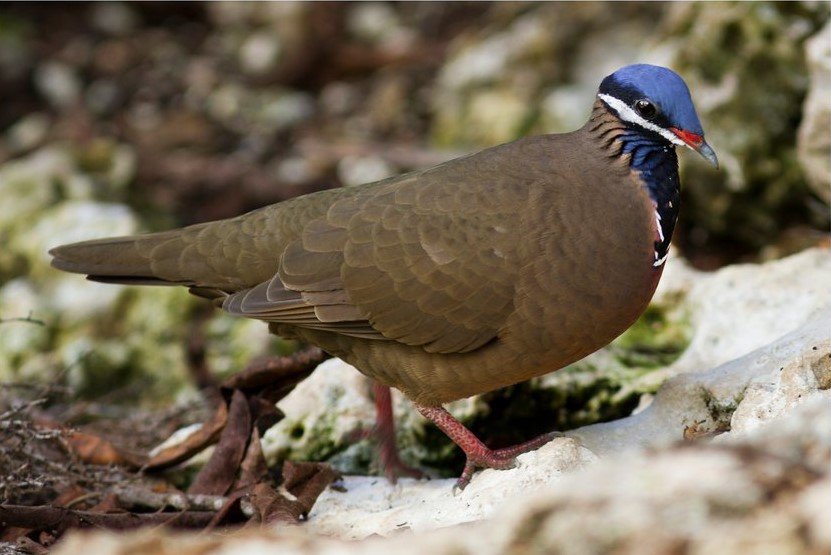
[587,100,680,267]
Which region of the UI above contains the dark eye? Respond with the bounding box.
[634,99,657,119]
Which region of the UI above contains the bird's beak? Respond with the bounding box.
[670,128,719,169]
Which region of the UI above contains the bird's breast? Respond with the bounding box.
[503,170,663,369]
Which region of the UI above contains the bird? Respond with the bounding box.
[50,64,717,490]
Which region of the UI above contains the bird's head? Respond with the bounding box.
[598,64,718,168]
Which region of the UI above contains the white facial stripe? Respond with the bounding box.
[597,93,685,147]
[654,210,665,242]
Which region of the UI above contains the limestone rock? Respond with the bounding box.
[667,2,830,255]
[0,142,278,393]
[797,19,831,204]
[50,360,831,554]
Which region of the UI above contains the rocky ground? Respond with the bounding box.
[1,3,829,554]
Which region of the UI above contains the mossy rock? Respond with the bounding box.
[668,2,831,261]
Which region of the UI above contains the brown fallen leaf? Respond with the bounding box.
[234,427,268,493]
[187,390,251,496]
[246,482,305,525]
[243,463,339,525]
[88,493,121,513]
[143,348,324,473]
[282,461,341,515]
[31,418,146,468]
[249,394,283,436]
[205,490,250,529]
[222,347,326,393]
[15,536,49,555]
[65,429,145,468]
[143,399,229,471]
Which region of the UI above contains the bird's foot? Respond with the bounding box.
[415,403,561,492]
[489,431,564,460]
[453,432,563,491]
[346,382,425,483]
[378,444,425,483]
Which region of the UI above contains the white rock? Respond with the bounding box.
[438,14,547,90]
[263,358,376,466]
[797,20,831,203]
[239,32,282,75]
[0,279,50,378]
[466,89,530,145]
[260,91,316,131]
[571,312,831,455]
[308,437,595,539]
[541,85,592,132]
[4,112,50,153]
[91,2,139,36]
[347,3,402,43]
[0,147,72,227]
[337,155,395,187]
[652,248,831,380]
[34,61,82,109]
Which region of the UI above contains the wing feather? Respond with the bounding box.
[222,138,548,354]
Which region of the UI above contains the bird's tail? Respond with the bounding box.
[49,230,194,286]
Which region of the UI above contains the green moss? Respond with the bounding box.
[63,339,138,397]
[301,433,340,462]
[328,442,375,476]
[276,414,350,469]
[612,304,692,368]
[701,385,747,432]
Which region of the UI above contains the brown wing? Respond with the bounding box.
[224,141,539,354]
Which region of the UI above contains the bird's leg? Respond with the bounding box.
[415,404,560,491]
[371,382,424,483]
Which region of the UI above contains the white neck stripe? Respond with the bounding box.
[597,93,685,147]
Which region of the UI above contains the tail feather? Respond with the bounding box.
[49,232,192,286]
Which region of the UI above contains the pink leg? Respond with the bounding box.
[372,382,424,483]
[416,404,560,491]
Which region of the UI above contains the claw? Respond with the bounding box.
[415,403,561,492]
[454,461,476,493]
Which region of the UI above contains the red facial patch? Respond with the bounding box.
[670,128,704,148]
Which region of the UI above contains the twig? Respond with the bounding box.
[0,313,46,327]
[64,491,101,509]
[113,486,254,517]
[0,504,217,530]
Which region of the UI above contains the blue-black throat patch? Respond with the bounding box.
[619,128,680,267]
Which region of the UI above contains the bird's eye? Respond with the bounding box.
[634,99,657,119]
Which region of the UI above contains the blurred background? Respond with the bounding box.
[0,2,828,471]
